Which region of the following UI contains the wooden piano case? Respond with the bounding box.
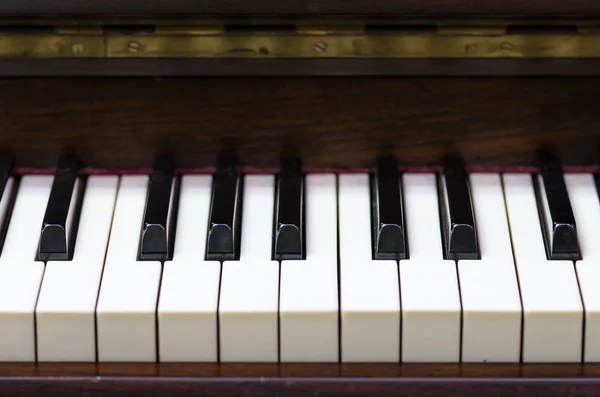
[1,1,600,396]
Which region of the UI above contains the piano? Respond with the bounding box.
[0,0,599,396]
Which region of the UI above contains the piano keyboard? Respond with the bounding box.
[0,153,596,364]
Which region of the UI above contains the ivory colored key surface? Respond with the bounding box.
[338,173,400,362]
[565,174,600,361]
[458,174,522,362]
[400,173,461,362]
[36,176,119,361]
[96,175,162,362]
[219,175,279,362]
[503,173,582,362]
[0,176,53,361]
[280,174,339,362]
[158,175,221,362]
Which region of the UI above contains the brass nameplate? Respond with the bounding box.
[0,23,598,59]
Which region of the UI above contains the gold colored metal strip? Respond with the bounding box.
[0,34,105,58]
[106,33,600,58]
[1,23,600,59]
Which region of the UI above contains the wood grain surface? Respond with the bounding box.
[0,59,599,77]
[0,363,599,397]
[0,0,598,17]
[0,77,599,170]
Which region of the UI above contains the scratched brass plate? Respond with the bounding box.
[1,25,600,58]
[106,34,600,58]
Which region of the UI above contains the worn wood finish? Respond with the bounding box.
[0,363,600,396]
[0,0,599,17]
[0,59,600,77]
[0,77,599,170]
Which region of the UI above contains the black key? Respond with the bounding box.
[438,156,479,261]
[535,152,579,261]
[371,156,406,260]
[273,158,304,261]
[0,156,16,256]
[139,155,179,261]
[206,157,243,261]
[38,155,85,261]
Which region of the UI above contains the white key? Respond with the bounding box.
[158,175,221,362]
[0,175,53,360]
[399,173,461,362]
[503,173,582,362]
[36,176,119,361]
[458,174,522,362]
[338,174,399,362]
[219,175,279,362]
[280,174,339,362]
[96,175,162,362]
[1,176,53,262]
[564,173,600,362]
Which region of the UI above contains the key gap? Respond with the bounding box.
[277,259,282,364]
[397,172,405,362]
[301,174,306,261]
[154,264,165,363]
[454,260,464,364]
[335,174,342,363]
[499,175,525,364]
[272,173,283,362]
[216,260,223,364]
[93,175,121,363]
[575,262,586,364]
[396,259,402,363]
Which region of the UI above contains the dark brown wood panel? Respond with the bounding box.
[0,363,599,397]
[0,59,600,78]
[0,0,599,17]
[0,77,600,170]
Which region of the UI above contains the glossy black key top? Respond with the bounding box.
[206,157,243,261]
[139,155,178,261]
[371,156,406,260]
[535,152,579,261]
[38,155,85,261]
[438,156,479,260]
[273,158,304,261]
[0,156,16,255]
